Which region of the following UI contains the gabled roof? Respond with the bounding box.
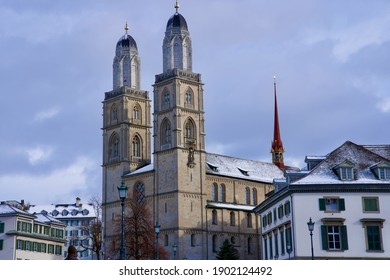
[292,141,390,185]
[206,153,284,183]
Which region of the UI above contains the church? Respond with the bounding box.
[101,2,286,260]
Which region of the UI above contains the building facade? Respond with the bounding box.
[254,141,390,260]
[102,4,284,260]
[28,197,97,260]
[0,202,66,260]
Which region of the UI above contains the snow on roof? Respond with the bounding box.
[0,203,30,216]
[207,201,255,212]
[29,202,96,219]
[124,163,154,176]
[205,153,284,183]
[34,213,65,225]
[292,141,390,185]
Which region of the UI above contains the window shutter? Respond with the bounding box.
[319,198,325,211]
[321,225,329,250]
[341,225,349,250]
[0,223,4,233]
[339,199,345,211]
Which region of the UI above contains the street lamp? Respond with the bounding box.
[154,222,161,259]
[172,243,178,259]
[117,182,128,260]
[307,217,315,260]
[286,243,292,260]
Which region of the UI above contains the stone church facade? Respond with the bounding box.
[102,5,284,260]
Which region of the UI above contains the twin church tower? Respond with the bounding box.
[102,3,285,260]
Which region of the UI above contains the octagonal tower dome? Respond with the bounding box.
[163,1,192,73]
[113,23,141,90]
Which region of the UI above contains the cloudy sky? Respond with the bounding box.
[1,0,389,205]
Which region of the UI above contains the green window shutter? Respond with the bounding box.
[339,199,345,211]
[319,199,325,211]
[341,225,348,250]
[0,222,4,233]
[17,221,21,231]
[22,240,26,250]
[0,239,3,250]
[321,225,329,250]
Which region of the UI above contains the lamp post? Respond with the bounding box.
[172,243,178,259]
[286,243,292,260]
[154,222,161,260]
[117,182,128,260]
[307,217,315,260]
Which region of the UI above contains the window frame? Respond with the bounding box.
[362,197,380,213]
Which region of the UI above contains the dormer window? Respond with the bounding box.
[333,160,355,181]
[238,167,249,176]
[206,162,218,172]
[340,167,353,180]
[371,161,390,180]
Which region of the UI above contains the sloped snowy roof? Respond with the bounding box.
[0,203,31,216]
[292,141,390,185]
[124,163,154,176]
[205,153,284,183]
[29,203,96,219]
[207,201,255,212]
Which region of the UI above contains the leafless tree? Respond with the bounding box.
[79,195,103,260]
[110,196,167,260]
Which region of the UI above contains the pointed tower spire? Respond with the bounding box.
[271,76,285,170]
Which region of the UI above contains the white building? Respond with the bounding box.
[29,197,97,260]
[253,141,390,260]
[0,201,66,260]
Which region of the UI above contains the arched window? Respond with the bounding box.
[109,133,119,160]
[212,183,218,201]
[184,118,196,144]
[212,210,218,225]
[161,119,171,149]
[245,187,250,205]
[111,105,118,122]
[247,213,253,228]
[185,88,193,107]
[219,184,226,202]
[133,105,140,121]
[132,135,141,158]
[230,211,235,226]
[162,91,170,110]
[252,188,258,205]
[231,236,236,245]
[191,234,196,247]
[133,182,145,205]
[164,234,169,246]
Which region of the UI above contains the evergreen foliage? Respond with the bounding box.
[216,239,240,260]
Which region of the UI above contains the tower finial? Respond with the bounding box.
[175,1,180,14]
[124,22,129,34]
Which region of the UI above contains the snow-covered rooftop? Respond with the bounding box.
[205,153,284,183]
[29,199,96,219]
[207,201,255,212]
[292,141,390,185]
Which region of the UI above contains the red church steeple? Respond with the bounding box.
[271,77,285,170]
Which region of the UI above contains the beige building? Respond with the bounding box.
[102,4,284,260]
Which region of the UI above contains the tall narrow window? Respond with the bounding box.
[247,237,253,254]
[212,183,218,201]
[191,234,196,247]
[161,119,171,149]
[111,105,118,121]
[109,133,119,160]
[134,182,145,205]
[133,105,141,122]
[361,219,384,251]
[132,135,141,158]
[230,211,235,226]
[252,188,258,205]
[245,187,250,205]
[219,184,226,202]
[162,91,170,110]
[247,213,253,228]
[212,210,218,225]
